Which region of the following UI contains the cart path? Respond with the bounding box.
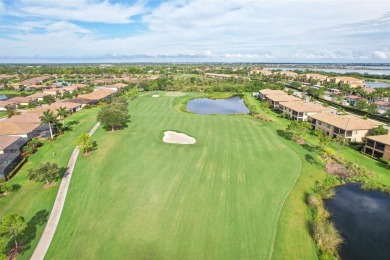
[31,122,100,260]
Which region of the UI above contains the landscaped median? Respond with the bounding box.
[0,107,99,259]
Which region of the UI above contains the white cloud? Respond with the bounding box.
[0,0,389,62]
[374,50,389,59]
[16,0,146,24]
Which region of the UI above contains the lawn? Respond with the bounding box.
[47,93,304,259]
[0,107,99,259]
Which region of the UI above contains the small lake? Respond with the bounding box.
[266,67,390,75]
[365,82,390,88]
[325,183,390,260]
[186,96,250,114]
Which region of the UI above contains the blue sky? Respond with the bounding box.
[0,0,389,63]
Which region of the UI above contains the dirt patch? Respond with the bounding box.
[43,182,56,189]
[163,131,196,144]
[326,163,350,177]
[7,245,23,260]
[292,137,305,144]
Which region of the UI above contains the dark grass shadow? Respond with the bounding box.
[305,154,320,165]
[67,120,79,126]
[5,210,49,256]
[276,129,292,141]
[57,167,68,180]
[92,141,98,151]
[375,161,389,170]
[301,143,318,153]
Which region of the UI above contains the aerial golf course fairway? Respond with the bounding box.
[46,93,303,259]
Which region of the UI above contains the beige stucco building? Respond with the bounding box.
[364,134,390,160]
[279,101,329,121]
[308,113,381,142]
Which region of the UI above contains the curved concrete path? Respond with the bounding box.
[31,122,100,260]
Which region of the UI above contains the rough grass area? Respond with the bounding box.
[0,108,99,259]
[47,92,302,259]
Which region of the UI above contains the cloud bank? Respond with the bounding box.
[0,0,389,62]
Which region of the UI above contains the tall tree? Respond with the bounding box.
[39,110,56,139]
[76,134,94,155]
[0,213,27,249]
[28,162,60,185]
[368,125,388,136]
[56,107,69,127]
[5,105,17,118]
[97,103,129,132]
[367,103,379,114]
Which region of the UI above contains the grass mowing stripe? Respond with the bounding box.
[47,93,302,259]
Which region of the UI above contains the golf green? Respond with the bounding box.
[46,93,301,259]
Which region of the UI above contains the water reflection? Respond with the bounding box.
[325,183,390,260]
[186,96,250,114]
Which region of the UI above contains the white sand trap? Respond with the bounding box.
[163,131,196,144]
[152,94,160,97]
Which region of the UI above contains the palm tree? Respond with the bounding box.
[56,107,69,127]
[39,110,56,139]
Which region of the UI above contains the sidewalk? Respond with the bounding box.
[31,122,100,260]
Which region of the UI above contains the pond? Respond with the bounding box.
[186,96,250,114]
[265,67,390,75]
[365,81,390,88]
[324,183,390,260]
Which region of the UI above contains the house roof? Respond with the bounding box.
[46,101,82,112]
[362,87,375,93]
[266,94,301,102]
[309,113,381,130]
[68,83,87,89]
[0,136,21,150]
[67,98,95,104]
[77,88,117,101]
[7,112,42,124]
[7,96,32,103]
[347,95,363,100]
[280,71,298,76]
[26,85,51,89]
[333,76,365,82]
[111,83,128,88]
[366,134,390,145]
[375,101,390,107]
[250,69,273,75]
[259,89,286,95]
[279,101,328,113]
[27,92,47,99]
[19,75,53,85]
[0,100,17,108]
[0,121,41,135]
[305,73,328,80]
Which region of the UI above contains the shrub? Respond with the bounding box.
[311,220,343,258]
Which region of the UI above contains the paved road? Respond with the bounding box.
[31,122,101,260]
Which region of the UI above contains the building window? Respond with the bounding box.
[375,142,385,151]
[366,140,375,147]
[365,147,373,156]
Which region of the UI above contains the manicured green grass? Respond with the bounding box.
[0,111,6,118]
[0,108,99,259]
[0,90,22,96]
[47,93,302,259]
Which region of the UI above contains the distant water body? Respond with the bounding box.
[265,67,390,75]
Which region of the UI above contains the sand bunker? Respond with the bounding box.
[152,94,160,97]
[163,131,196,144]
